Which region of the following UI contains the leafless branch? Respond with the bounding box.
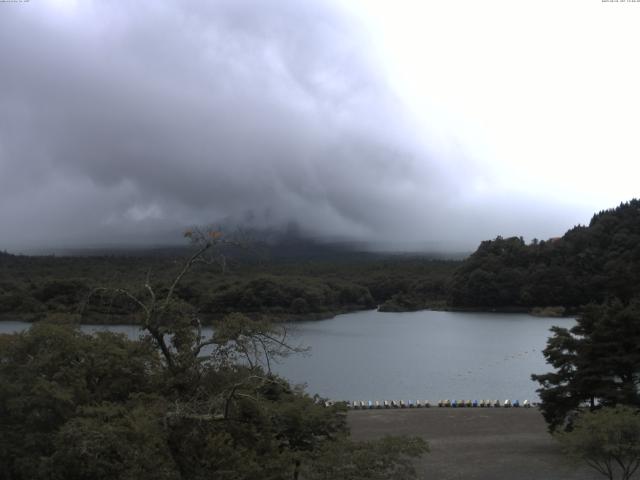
[164,242,212,309]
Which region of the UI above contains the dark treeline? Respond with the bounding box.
[0,249,457,323]
[450,199,640,312]
[3,199,640,323]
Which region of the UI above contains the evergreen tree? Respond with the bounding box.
[532,299,640,431]
[451,198,640,309]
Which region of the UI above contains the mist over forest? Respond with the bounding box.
[2,2,640,479]
[0,0,612,254]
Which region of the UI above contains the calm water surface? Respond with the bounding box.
[0,310,573,402]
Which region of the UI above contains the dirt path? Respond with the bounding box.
[348,408,604,480]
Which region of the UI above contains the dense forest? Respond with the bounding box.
[2,199,640,322]
[450,199,640,312]
[0,247,456,324]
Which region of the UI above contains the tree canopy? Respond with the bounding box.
[0,247,456,323]
[556,406,640,480]
[451,199,640,310]
[0,235,428,479]
[532,299,640,431]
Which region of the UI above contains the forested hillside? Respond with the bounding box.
[450,199,640,310]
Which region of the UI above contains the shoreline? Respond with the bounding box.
[0,307,370,325]
[0,304,575,326]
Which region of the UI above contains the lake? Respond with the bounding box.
[0,310,573,402]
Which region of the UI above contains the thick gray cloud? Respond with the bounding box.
[0,0,587,252]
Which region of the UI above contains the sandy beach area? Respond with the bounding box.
[348,408,604,480]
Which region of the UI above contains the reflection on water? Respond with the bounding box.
[0,310,573,401]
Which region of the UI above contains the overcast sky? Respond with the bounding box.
[1,0,639,252]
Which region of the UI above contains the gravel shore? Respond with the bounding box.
[348,408,603,480]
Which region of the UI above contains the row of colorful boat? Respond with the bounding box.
[341,399,533,409]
